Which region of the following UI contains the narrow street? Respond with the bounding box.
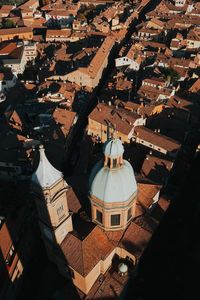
[64,0,162,174]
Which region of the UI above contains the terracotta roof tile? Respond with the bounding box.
[134,126,181,153]
[77,36,116,79]
[0,222,12,258]
[0,5,14,11]
[52,108,76,136]
[141,40,167,49]
[141,154,173,183]
[46,29,71,38]
[8,110,23,127]
[166,95,193,111]
[0,42,17,55]
[89,103,141,135]
[119,222,152,259]
[137,182,162,209]
[104,230,125,246]
[150,195,170,221]
[61,226,115,276]
[66,188,82,213]
[189,78,200,93]
[0,27,32,36]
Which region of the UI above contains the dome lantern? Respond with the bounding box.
[118,263,128,276]
[103,138,124,169]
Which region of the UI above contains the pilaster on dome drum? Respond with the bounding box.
[31,145,63,188]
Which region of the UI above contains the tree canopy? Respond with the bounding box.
[160,67,180,84]
[2,19,15,28]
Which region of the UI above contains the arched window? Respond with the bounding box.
[113,158,117,168]
[107,158,111,168]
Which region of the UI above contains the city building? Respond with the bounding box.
[0,70,17,93]
[31,139,169,296]
[0,44,27,76]
[64,36,116,89]
[0,0,200,298]
[88,102,146,143]
[0,27,33,42]
[45,10,74,28]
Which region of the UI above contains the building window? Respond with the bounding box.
[57,204,64,219]
[111,214,120,226]
[96,210,102,224]
[107,158,111,168]
[113,158,117,168]
[127,208,132,221]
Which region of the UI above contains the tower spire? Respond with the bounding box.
[32,145,63,188]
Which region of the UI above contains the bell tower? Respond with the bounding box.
[31,145,73,261]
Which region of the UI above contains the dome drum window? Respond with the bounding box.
[96,209,103,224]
[111,214,120,226]
[105,156,123,169]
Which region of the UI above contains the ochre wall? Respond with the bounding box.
[88,119,130,143]
[0,32,33,42]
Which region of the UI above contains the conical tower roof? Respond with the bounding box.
[32,145,63,188]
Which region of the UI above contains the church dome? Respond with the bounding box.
[90,160,137,203]
[89,139,137,204]
[32,145,63,188]
[103,138,124,158]
[118,263,128,274]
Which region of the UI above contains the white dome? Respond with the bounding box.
[103,139,124,158]
[32,145,63,188]
[89,160,137,203]
[118,263,128,273]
